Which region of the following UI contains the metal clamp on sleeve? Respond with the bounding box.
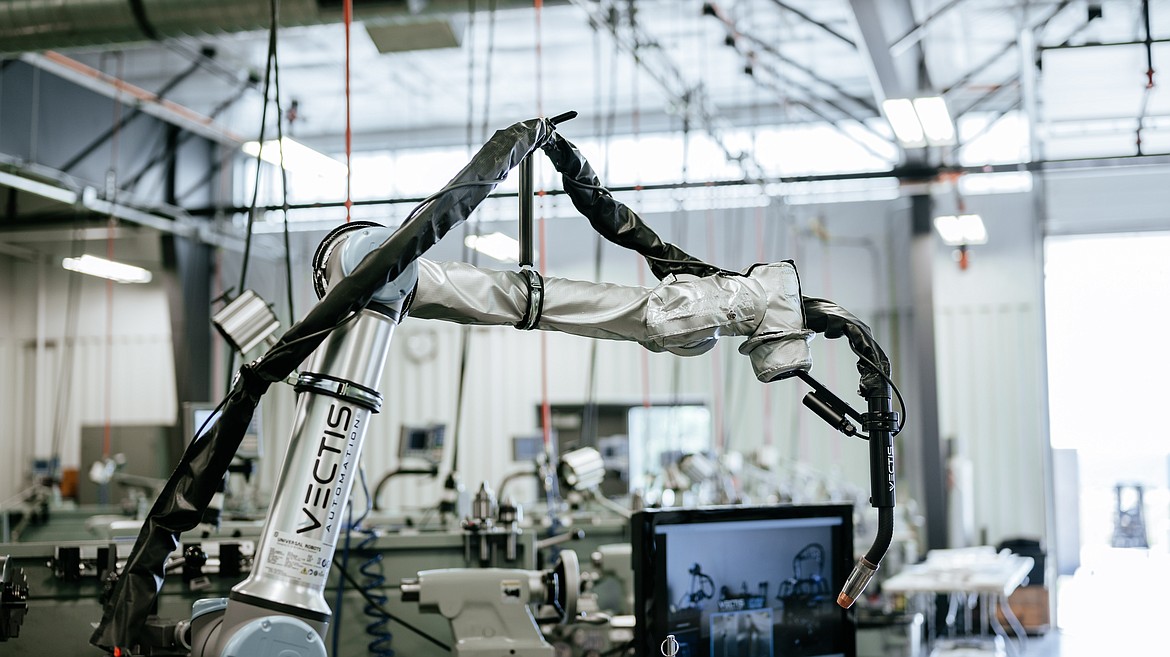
[514,267,545,330]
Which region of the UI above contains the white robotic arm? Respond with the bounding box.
[410,258,814,382]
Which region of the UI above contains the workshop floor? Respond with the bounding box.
[1028,547,1165,657]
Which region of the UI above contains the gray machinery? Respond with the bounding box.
[400,550,580,657]
[73,115,901,656]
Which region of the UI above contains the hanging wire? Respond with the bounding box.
[101,50,125,469]
[533,0,553,452]
[343,0,354,222]
[449,0,483,482]
[50,210,86,477]
[581,18,617,447]
[237,14,278,296]
[269,0,296,325]
[479,0,499,143]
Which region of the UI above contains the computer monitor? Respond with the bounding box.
[182,401,263,460]
[633,504,855,657]
[397,424,446,466]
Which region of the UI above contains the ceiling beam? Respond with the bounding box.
[847,0,929,104]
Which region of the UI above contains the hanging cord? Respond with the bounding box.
[50,213,86,476]
[465,0,478,151]
[755,205,773,448]
[703,186,726,453]
[225,0,279,396]
[101,51,125,468]
[444,0,482,485]
[534,0,553,453]
[582,19,619,446]
[269,0,295,325]
[630,15,651,416]
[479,0,498,143]
[343,0,354,221]
[237,9,279,297]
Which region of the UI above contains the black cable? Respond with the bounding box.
[641,253,737,276]
[497,466,539,501]
[238,3,279,297]
[857,353,906,436]
[255,310,361,368]
[269,0,295,326]
[479,0,498,143]
[336,565,452,652]
[372,467,439,511]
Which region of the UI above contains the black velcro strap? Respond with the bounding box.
[514,268,545,330]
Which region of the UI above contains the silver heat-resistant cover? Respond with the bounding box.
[410,259,813,381]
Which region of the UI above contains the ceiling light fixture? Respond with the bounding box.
[933,214,988,246]
[62,254,152,283]
[464,232,521,263]
[912,97,957,145]
[882,96,956,148]
[242,137,347,178]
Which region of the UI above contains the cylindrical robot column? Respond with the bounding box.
[228,308,397,623]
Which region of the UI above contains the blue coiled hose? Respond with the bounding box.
[357,526,393,656]
[357,468,394,657]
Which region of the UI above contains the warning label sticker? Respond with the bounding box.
[256,529,333,588]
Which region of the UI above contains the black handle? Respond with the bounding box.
[518,157,534,267]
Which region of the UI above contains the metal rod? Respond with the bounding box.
[121,76,254,190]
[766,0,856,48]
[748,63,895,161]
[707,3,878,114]
[185,151,1170,217]
[518,156,534,267]
[59,55,207,173]
[890,0,969,56]
[1039,37,1170,51]
[943,0,1072,95]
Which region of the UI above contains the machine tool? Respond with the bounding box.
[0,555,29,642]
[400,549,580,657]
[82,114,902,656]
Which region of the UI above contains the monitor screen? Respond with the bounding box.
[183,402,263,460]
[633,504,855,657]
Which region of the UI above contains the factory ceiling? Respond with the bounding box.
[0,0,1167,233]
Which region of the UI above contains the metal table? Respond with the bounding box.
[882,547,1034,656]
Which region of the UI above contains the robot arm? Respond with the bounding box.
[409,258,814,381]
[91,114,900,655]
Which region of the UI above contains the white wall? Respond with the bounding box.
[933,192,1049,545]
[0,232,177,502]
[0,187,1059,552]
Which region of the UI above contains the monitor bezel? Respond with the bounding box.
[632,503,857,657]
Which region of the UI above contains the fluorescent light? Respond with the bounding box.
[242,137,347,178]
[62,254,152,283]
[933,214,988,246]
[913,97,956,145]
[882,98,926,148]
[464,232,520,263]
[883,96,956,147]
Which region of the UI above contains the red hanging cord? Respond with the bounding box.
[534,0,552,448]
[343,0,353,222]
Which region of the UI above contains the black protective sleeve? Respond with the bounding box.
[540,133,720,281]
[90,117,555,652]
[802,296,891,397]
